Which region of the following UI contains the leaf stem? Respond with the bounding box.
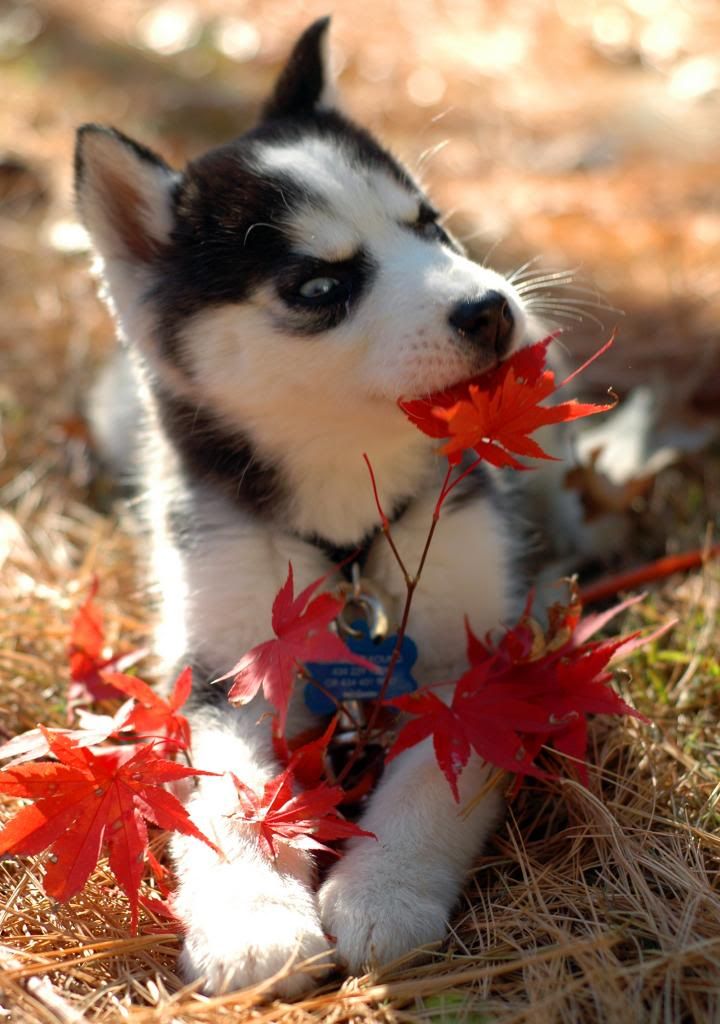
[558,329,615,389]
[334,464,452,787]
[362,453,411,584]
[435,458,483,510]
[296,666,363,731]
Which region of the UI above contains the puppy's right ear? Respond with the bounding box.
[262,16,339,121]
[74,125,179,265]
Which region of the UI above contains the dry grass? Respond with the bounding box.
[2,0,720,1020]
[2,515,719,1022]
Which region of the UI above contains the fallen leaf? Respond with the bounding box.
[67,579,147,706]
[0,730,220,931]
[0,700,135,768]
[103,665,192,753]
[388,588,656,796]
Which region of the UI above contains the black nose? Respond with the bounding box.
[448,291,514,358]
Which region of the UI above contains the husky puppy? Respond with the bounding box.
[75,18,544,995]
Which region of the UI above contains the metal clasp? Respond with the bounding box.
[336,563,392,642]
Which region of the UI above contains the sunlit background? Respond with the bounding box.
[1,11,719,1015]
[1,0,719,466]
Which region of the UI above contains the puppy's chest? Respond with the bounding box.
[173,481,512,687]
[364,491,512,682]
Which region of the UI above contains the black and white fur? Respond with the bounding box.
[76,18,551,995]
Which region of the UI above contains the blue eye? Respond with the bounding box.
[414,219,446,242]
[299,277,340,299]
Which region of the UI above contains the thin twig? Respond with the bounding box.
[295,667,363,731]
[558,329,615,388]
[435,457,481,509]
[362,453,411,584]
[580,544,720,606]
[334,464,453,785]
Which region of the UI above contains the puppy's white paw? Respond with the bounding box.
[180,899,332,997]
[175,856,332,996]
[318,850,449,973]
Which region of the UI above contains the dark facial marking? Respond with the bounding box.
[146,153,313,365]
[274,247,376,333]
[405,202,455,247]
[145,109,421,366]
[156,389,284,517]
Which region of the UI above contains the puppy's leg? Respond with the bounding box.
[172,701,332,996]
[318,739,502,972]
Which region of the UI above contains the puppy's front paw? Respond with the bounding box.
[175,859,332,996]
[318,850,449,974]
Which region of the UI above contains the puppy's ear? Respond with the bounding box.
[262,16,339,121]
[74,125,179,264]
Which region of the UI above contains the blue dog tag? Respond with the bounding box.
[304,619,418,715]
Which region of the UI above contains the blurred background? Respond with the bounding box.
[2,7,719,1013]
[1,0,719,526]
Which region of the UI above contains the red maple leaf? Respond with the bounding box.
[138,891,182,933]
[273,717,380,803]
[68,579,147,705]
[230,767,375,859]
[492,635,648,787]
[388,672,556,801]
[464,586,582,672]
[138,849,182,932]
[398,339,555,441]
[273,716,338,790]
[215,564,378,730]
[388,590,657,798]
[398,334,615,467]
[102,665,192,753]
[0,730,220,931]
[0,669,192,767]
[385,690,472,801]
[460,595,655,786]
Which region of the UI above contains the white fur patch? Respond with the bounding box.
[258,136,419,232]
[173,774,331,995]
[319,741,504,972]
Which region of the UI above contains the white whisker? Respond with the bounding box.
[480,235,506,267]
[456,226,494,245]
[508,254,544,283]
[528,295,623,314]
[440,206,460,224]
[530,306,586,324]
[526,301,607,329]
[514,269,580,289]
[515,277,578,295]
[416,139,450,170]
[550,334,572,357]
[243,222,279,246]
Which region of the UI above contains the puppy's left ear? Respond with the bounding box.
[74,124,179,266]
[262,16,339,120]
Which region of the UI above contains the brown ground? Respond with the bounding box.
[1,2,719,1022]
